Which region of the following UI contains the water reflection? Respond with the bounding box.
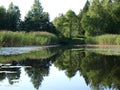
[0,46,120,90]
[81,51,120,90]
[0,47,59,90]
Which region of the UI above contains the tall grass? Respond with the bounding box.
[86,34,120,45]
[0,31,58,46]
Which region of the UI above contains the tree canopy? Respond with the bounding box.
[0,0,119,37]
[81,0,120,36]
[53,0,120,37]
[0,0,57,34]
[7,2,21,31]
[53,10,79,38]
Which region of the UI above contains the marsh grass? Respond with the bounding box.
[0,31,58,46]
[86,34,120,45]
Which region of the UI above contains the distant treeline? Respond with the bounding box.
[0,0,58,34]
[0,0,120,39]
[53,0,120,37]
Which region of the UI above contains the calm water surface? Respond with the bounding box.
[0,46,120,90]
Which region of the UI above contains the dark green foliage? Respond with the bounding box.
[23,0,56,34]
[23,0,45,31]
[52,0,90,38]
[7,2,21,31]
[0,0,57,35]
[53,10,79,38]
[53,14,66,37]
[0,0,120,38]
[0,3,21,31]
[0,6,7,30]
[65,10,78,39]
[81,0,120,36]
[77,0,90,35]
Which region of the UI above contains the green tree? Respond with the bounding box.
[0,6,7,30]
[78,0,90,35]
[53,10,78,39]
[64,10,78,39]
[53,14,66,37]
[81,0,120,36]
[81,0,105,36]
[112,0,120,33]
[7,2,21,31]
[24,0,52,32]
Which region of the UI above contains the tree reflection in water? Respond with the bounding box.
[81,51,120,90]
[23,55,57,90]
[0,47,120,90]
[0,47,59,90]
[54,47,120,90]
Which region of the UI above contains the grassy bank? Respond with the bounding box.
[86,34,120,45]
[0,31,58,46]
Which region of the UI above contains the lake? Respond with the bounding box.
[0,45,120,90]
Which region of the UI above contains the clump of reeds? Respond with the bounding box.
[86,34,120,45]
[0,31,58,46]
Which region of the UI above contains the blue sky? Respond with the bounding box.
[0,0,87,20]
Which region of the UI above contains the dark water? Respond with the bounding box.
[0,46,120,90]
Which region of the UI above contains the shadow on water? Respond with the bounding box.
[0,46,120,90]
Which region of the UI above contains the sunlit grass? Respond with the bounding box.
[86,34,120,45]
[0,31,58,46]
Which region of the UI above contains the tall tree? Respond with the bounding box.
[7,2,21,31]
[64,10,77,39]
[78,0,90,35]
[24,0,50,32]
[0,6,7,30]
[112,0,120,33]
[53,10,78,39]
[53,14,66,37]
[81,0,120,36]
[81,0,108,36]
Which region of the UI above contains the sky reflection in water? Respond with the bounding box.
[0,46,120,90]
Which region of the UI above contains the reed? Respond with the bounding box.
[86,34,120,45]
[0,31,58,46]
